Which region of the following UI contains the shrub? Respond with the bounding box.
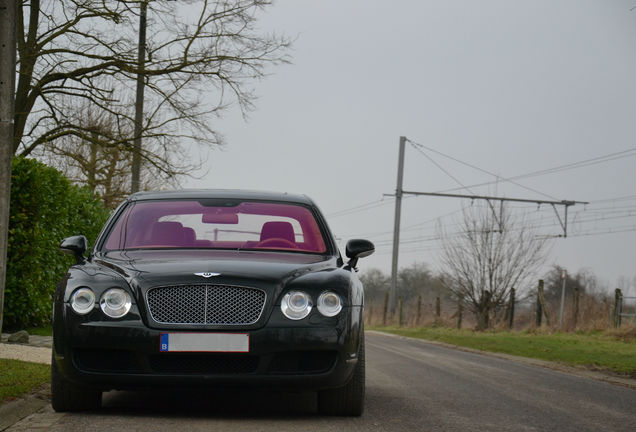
[4,157,110,329]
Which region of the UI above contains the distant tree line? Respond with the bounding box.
[361,262,620,331]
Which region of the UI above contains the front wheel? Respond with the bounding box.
[51,353,102,412]
[318,331,365,416]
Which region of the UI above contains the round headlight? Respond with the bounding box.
[100,288,132,318]
[317,291,342,317]
[281,291,312,320]
[71,288,95,315]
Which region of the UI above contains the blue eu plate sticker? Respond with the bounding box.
[160,334,169,352]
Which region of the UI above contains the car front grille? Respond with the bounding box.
[148,353,259,374]
[147,284,266,325]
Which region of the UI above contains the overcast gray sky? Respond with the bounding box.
[184,0,636,293]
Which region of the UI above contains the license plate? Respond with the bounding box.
[159,333,249,353]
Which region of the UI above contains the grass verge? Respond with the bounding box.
[0,359,51,404]
[371,326,636,377]
[25,326,53,337]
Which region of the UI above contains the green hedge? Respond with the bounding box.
[4,157,110,329]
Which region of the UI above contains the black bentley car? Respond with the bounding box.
[52,190,374,415]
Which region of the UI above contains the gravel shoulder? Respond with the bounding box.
[0,344,51,365]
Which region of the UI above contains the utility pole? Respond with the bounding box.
[0,0,17,334]
[390,136,406,312]
[558,268,567,329]
[131,0,148,193]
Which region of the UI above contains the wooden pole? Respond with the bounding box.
[508,288,516,330]
[416,295,422,326]
[535,289,542,327]
[573,287,579,329]
[398,296,403,327]
[131,0,148,193]
[614,288,622,328]
[389,137,407,313]
[435,296,441,323]
[382,290,389,326]
[457,297,463,329]
[0,0,17,335]
[537,280,551,326]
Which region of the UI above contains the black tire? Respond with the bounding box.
[318,331,365,416]
[51,353,102,412]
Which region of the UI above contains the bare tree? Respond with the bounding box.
[438,203,551,330]
[41,101,172,208]
[14,0,290,176]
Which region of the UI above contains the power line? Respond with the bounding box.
[587,194,636,204]
[326,197,393,218]
[408,143,473,193]
[438,147,636,195]
[568,226,636,238]
[407,138,559,200]
[342,196,636,247]
[327,147,636,221]
[344,208,465,239]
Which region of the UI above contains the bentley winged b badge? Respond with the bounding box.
[194,272,220,278]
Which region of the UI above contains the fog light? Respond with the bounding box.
[281,291,312,320]
[100,288,132,318]
[317,291,342,317]
[71,288,95,315]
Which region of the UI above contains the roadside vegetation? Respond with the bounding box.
[25,327,53,337]
[0,359,50,404]
[371,325,636,377]
[4,157,109,330]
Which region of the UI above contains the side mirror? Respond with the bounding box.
[345,239,375,269]
[60,235,88,264]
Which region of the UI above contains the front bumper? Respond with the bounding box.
[53,304,362,392]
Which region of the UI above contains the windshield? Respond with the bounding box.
[103,200,328,253]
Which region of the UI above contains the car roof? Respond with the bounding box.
[128,189,316,206]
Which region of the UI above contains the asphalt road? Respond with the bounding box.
[7,331,636,431]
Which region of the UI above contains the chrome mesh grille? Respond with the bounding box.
[147,285,266,325]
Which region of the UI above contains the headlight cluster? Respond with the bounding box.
[280,291,342,320]
[70,287,132,318]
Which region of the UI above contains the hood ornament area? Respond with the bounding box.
[194,272,220,278]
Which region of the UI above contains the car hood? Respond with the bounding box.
[94,249,337,290]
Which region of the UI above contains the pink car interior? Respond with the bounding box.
[104,200,327,253]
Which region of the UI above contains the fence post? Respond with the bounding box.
[367,298,374,326]
[537,279,551,326]
[382,290,389,326]
[573,287,579,329]
[508,288,515,330]
[457,297,463,329]
[416,295,422,326]
[618,290,623,328]
[435,296,441,323]
[536,289,542,327]
[398,296,403,327]
[614,288,623,328]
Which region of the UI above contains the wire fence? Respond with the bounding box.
[367,281,632,331]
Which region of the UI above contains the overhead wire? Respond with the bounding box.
[406,138,560,200]
[327,139,636,247]
[437,147,636,195]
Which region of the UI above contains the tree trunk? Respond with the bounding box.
[476,290,492,330]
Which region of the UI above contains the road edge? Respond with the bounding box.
[367,330,636,390]
[0,384,50,431]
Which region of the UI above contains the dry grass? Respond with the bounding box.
[366,290,631,333]
[372,326,636,377]
[604,325,636,342]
